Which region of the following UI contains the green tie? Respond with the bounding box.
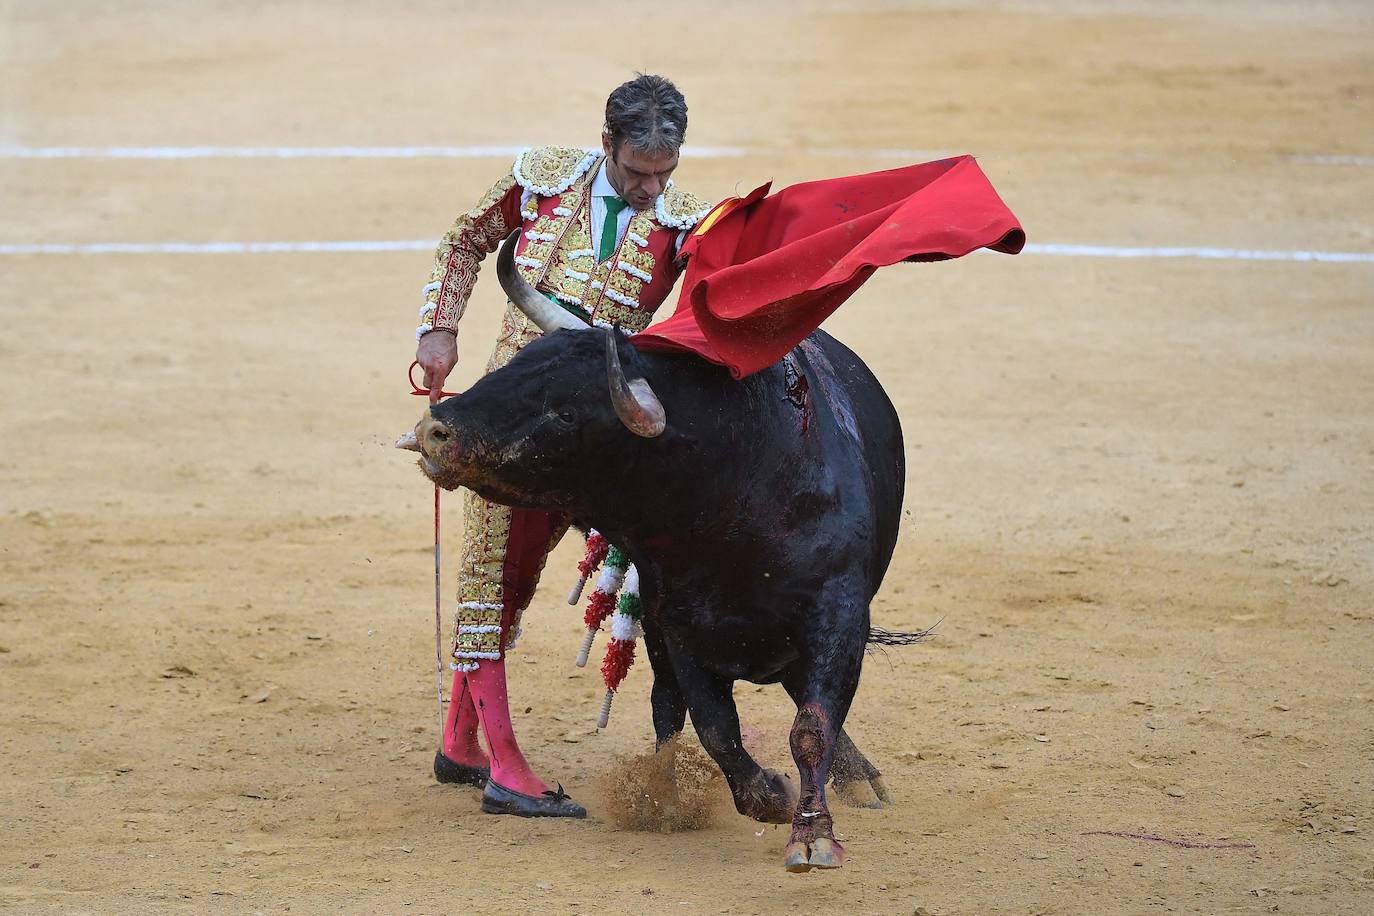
[598,196,628,261]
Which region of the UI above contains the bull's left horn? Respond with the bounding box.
[604,326,665,438]
[496,230,585,334]
[394,429,421,451]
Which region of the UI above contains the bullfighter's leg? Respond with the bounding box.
[433,672,489,787]
[641,622,687,748]
[453,499,583,816]
[780,606,865,872]
[464,660,549,801]
[668,646,796,823]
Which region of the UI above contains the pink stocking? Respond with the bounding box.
[452,506,563,797]
[441,669,488,768]
[466,658,550,796]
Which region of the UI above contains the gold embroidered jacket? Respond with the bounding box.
[417,146,711,371]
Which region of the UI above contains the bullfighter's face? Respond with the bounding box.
[601,137,678,212]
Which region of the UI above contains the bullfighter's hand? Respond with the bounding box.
[416,329,457,404]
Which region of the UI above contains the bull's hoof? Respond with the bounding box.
[808,837,845,869]
[737,768,799,824]
[833,777,883,809]
[783,836,846,873]
[434,750,490,788]
[783,840,811,872]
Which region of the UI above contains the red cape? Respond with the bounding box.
[632,155,1024,379]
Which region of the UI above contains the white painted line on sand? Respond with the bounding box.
[1022,243,1374,263]
[3,146,1369,165]
[0,240,434,254]
[0,145,943,161]
[2,145,521,160]
[1288,154,1374,167]
[2,240,1371,262]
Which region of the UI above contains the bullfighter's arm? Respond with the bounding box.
[412,171,525,401]
[416,171,526,340]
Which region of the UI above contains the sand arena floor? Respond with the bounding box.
[2,1,1372,913]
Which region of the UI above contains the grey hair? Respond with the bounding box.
[603,74,688,157]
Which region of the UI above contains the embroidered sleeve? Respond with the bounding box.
[415,171,524,340]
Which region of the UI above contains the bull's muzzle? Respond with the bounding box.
[412,414,454,458]
[396,415,457,481]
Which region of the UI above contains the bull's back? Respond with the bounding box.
[640,333,903,601]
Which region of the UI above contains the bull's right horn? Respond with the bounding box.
[604,326,666,438]
[496,230,586,334]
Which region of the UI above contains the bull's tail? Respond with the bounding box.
[866,620,939,647]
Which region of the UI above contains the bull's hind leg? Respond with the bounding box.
[830,729,892,808]
[781,616,864,872]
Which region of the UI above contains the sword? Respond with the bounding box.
[431,482,444,741]
[402,360,460,746]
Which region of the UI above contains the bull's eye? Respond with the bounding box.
[556,408,576,425]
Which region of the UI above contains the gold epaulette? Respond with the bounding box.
[512,146,601,197]
[655,184,714,230]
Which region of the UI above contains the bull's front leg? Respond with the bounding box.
[668,646,797,823]
[784,701,845,871]
[781,610,864,872]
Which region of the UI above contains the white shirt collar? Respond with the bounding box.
[591,159,619,199]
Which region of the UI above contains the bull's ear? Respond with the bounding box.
[604,327,666,438]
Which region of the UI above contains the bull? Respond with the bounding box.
[406,233,921,872]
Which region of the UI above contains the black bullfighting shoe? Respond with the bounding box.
[433,750,490,788]
[480,780,587,818]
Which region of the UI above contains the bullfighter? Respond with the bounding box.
[411,74,711,817]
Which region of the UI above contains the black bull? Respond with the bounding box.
[408,236,923,872]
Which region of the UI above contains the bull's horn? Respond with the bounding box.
[496,230,585,334]
[604,326,665,438]
[394,429,420,451]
